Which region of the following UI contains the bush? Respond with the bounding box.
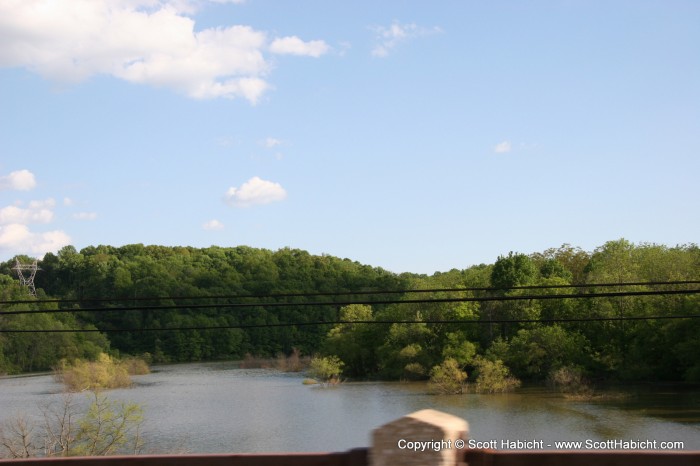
[72,393,144,456]
[473,357,521,393]
[548,365,591,395]
[403,362,427,380]
[0,392,144,458]
[429,358,467,394]
[120,357,151,376]
[276,348,309,372]
[239,353,273,369]
[54,353,149,392]
[307,355,344,385]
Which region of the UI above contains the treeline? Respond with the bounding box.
[0,244,407,372]
[323,241,700,384]
[1,240,699,383]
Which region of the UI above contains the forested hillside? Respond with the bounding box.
[1,240,699,383]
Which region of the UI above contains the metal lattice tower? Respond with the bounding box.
[12,259,39,297]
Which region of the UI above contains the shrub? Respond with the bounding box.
[239,353,273,369]
[473,357,521,393]
[276,348,308,372]
[307,355,344,385]
[54,353,149,392]
[0,392,144,458]
[429,358,467,394]
[72,393,144,456]
[548,365,591,394]
[120,357,151,376]
[403,362,427,380]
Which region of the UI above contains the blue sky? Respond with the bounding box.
[1,0,698,274]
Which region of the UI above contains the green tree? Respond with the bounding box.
[490,252,537,290]
[441,332,477,368]
[308,355,344,385]
[484,252,539,342]
[429,358,467,394]
[324,305,379,377]
[472,357,521,393]
[504,325,591,380]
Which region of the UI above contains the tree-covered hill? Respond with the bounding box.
[1,240,699,383]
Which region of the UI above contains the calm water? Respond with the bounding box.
[1,362,699,453]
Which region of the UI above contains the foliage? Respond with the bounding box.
[27,245,407,364]
[276,348,308,372]
[324,305,379,377]
[307,355,344,385]
[238,348,309,371]
[472,357,521,393]
[0,290,109,374]
[429,358,467,394]
[119,357,151,376]
[548,365,591,395]
[504,326,590,380]
[0,392,144,458]
[441,332,476,372]
[491,252,537,289]
[72,393,144,456]
[54,353,149,391]
[1,239,699,385]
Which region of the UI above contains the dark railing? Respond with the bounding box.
[463,449,700,466]
[3,448,700,466]
[0,450,369,466]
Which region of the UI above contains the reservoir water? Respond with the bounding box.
[1,362,699,454]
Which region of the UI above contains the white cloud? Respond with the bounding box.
[73,212,98,220]
[63,197,74,206]
[269,36,329,57]
[0,0,327,103]
[0,205,54,224]
[224,176,287,208]
[494,141,512,154]
[210,0,245,3]
[0,224,71,258]
[28,198,57,209]
[370,21,442,57]
[0,170,36,191]
[202,219,224,230]
[0,170,69,257]
[263,137,282,148]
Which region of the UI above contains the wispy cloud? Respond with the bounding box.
[269,36,330,57]
[262,137,283,148]
[202,219,225,230]
[0,1,328,103]
[224,176,287,208]
[0,170,70,257]
[493,141,512,154]
[370,21,442,57]
[73,212,98,221]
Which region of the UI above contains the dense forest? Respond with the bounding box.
[0,239,699,384]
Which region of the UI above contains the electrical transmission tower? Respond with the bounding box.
[12,259,39,297]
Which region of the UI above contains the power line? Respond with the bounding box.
[2,280,699,306]
[1,288,698,317]
[2,314,699,334]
